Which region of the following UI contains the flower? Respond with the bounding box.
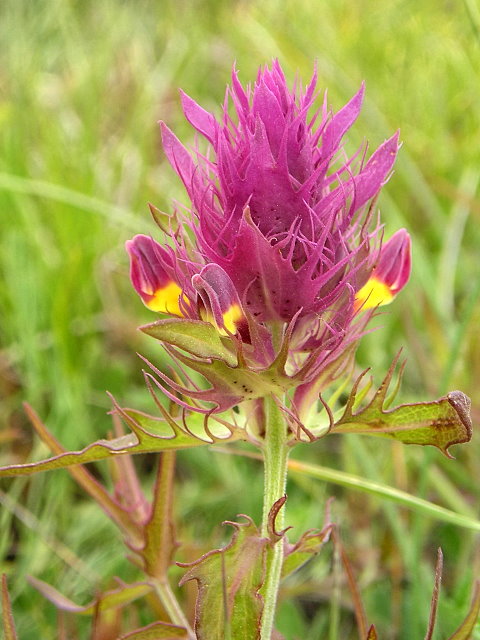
[126,234,185,316]
[127,61,411,412]
[354,228,411,311]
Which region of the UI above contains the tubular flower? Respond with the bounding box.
[126,235,185,316]
[127,61,409,413]
[354,228,411,312]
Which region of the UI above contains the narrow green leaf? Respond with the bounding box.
[0,402,241,478]
[28,577,153,615]
[332,362,472,457]
[120,621,187,639]
[1,575,18,640]
[141,319,238,367]
[179,516,267,640]
[21,404,142,544]
[448,581,480,640]
[287,459,480,532]
[0,171,143,230]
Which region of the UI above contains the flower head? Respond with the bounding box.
[127,62,409,413]
[160,62,400,325]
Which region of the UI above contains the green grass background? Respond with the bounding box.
[1,0,479,638]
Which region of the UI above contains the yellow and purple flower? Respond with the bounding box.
[354,228,411,311]
[127,62,411,412]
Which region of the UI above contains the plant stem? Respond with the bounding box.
[260,394,290,640]
[153,579,195,639]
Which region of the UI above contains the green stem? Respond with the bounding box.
[260,394,290,640]
[153,579,195,639]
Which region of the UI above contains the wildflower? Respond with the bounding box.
[127,62,409,411]
[125,234,185,316]
[160,63,400,329]
[354,229,411,311]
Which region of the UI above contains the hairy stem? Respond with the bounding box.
[260,394,290,640]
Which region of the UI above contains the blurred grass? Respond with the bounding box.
[0,0,479,638]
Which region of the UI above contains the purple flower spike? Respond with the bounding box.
[161,62,400,327]
[127,62,408,411]
[355,229,412,311]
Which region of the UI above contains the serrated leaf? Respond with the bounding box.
[1,575,18,640]
[141,319,238,367]
[448,581,480,640]
[179,516,268,640]
[120,620,188,639]
[0,400,241,478]
[281,523,333,579]
[140,318,298,413]
[28,577,153,615]
[332,360,472,457]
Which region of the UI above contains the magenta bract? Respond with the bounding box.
[127,61,409,410]
[160,62,400,329]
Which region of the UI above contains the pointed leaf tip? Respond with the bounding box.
[333,364,473,457]
[366,626,378,640]
[267,496,290,542]
[140,318,238,367]
[2,575,18,640]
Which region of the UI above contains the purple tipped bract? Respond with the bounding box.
[160,62,399,329]
[127,61,407,409]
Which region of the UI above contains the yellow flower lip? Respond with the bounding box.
[354,277,394,312]
[355,229,411,313]
[146,281,184,316]
[200,302,244,335]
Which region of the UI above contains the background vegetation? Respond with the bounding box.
[1,0,479,637]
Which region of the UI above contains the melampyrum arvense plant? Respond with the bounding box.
[1,61,478,640]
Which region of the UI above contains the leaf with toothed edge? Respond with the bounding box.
[281,502,333,579]
[139,315,298,414]
[0,400,243,478]
[178,516,268,640]
[331,355,472,457]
